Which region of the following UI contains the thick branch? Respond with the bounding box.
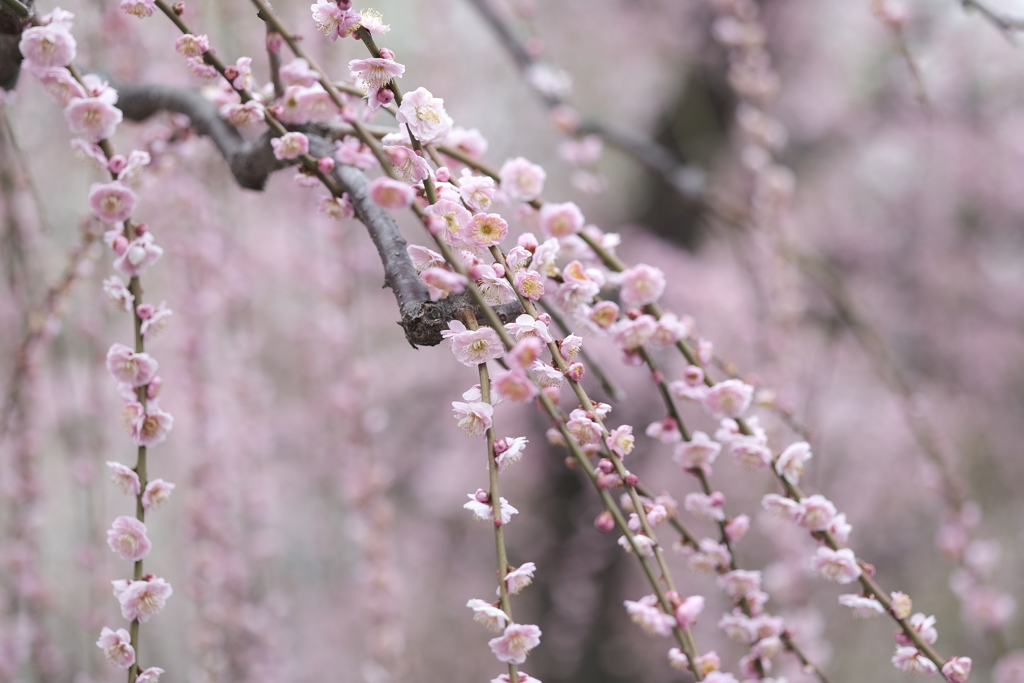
[116,81,521,346]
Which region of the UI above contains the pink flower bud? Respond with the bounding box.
[111,236,129,255]
[517,232,539,252]
[594,510,615,533]
[942,656,972,683]
[493,438,509,454]
[624,473,639,487]
[596,473,619,490]
[134,222,148,236]
[108,155,128,173]
[266,31,283,52]
[375,88,395,106]
[597,459,614,474]
[146,377,162,399]
[378,47,395,60]
[317,156,335,174]
[135,303,154,320]
[267,104,284,118]
[565,362,585,382]
[435,166,451,182]
[537,312,552,326]
[172,2,184,15]
[474,488,490,504]
[223,66,239,81]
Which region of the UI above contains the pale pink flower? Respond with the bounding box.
[89,182,135,223]
[464,494,518,524]
[445,323,505,367]
[618,533,656,557]
[566,409,601,444]
[65,97,122,142]
[407,244,445,273]
[19,26,76,71]
[513,269,545,300]
[761,493,800,521]
[717,569,761,600]
[136,667,164,683]
[605,425,635,457]
[396,87,453,143]
[106,343,158,387]
[466,213,508,248]
[530,360,566,388]
[368,176,415,209]
[775,441,812,484]
[311,0,360,40]
[358,8,389,33]
[334,136,377,169]
[140,304,172,341]
[452,401,493,437]
[684,491,726,522]
[897,612,938,646]
[650,313,689,346]
[117,150,152,187]
[142,479,175,511]
[942,657,972,683]
[220,101,265,127]
[624,594,675,636]
[319,194,354,221]
[891,591,913,619]
[810,547,862,584]
[507,337,544,370]
[539,201,584,238]
[424,199,472,245]
[673,431,720,472]
[120,0,155,18]
[271,132,309,160]
[718,609,757,642]
[838,593,885,618]
[724,514,749,541]
[106,461,140,496]
[476,268,515,306]
[588,300,620,329]
[703,379,754,419]
[36,67,86,105]
[500,157,546,202]
[703,673,739,683]
[296,84,337,122]
[349,57,405,107]
[128,404,174,447]
[96,627,134,668]
[646,417,682,444]
[174,33,209,57]
[505,314,553,343]
[796,495,837,531]
[503,562,536,594]
[675,595,705,629]
[459,173,496,212]
[280,58,319,87]
[492,370,537,403]
[186,58,218,79]
[106,515,151,561]
[421,267,467,299]
[962,587,1017,629]
[611,315,657,351]
[444,126,488,158]
[467,598,509,632]
[495,436,528,471]
[115,577,173,622]
[683,538,731,573]
[892,646,938,674]
[489,622,541,664]
[729,436,772,471]
[103,276,134,312]
[619,264,666,307]
[231,56,254,90]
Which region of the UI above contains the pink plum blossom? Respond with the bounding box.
[88,182,136,223]
[674,595,705,629]
[186,58,218,79]
[717,569,761,600]
[113,576,172,622]
[368,176,415,209]
[36,67,85,105]
[123,403,174,447]
[271,132,309,160]
[605,425,635,457]
[443,321,505,366]
[140,304,173,341]
[106,461,140,496]
[444,126,488,159]
[624,594,676,636]
[892,646,938,674]
[725,514,749,541]
[358,8,389,33]
[114,233,163,277]
[729,436,773,471]
[174,33,209,57]
[96,627,134,668]
[494,436,528,471]
[349,57,405,108]
[452,401,493,437]
[539,201,584,238]
[424,199,472,245]
[103,276,134,312]
[619,264,666,308]
[106,515,151,561]
[702,379,754,419]
[566,409,601,444]
[311,0,360,40]
[220,101,265,127]
[65,97,122,142]
[19,26,76,72]
[466,213,508,248]
[684,492,726,522]
[673,431,721,472]
[942,657,972,682]
[421,267,467,299]
[464,493,518,524]
[810,547,862,584]
[796,494,838,531]
[396,87,453,143]
[500,157,546,202]
[646,417,682,444]
[231,56,254,90]
[513,269,545,300]
[280,58,320,87]
[618,533,656,557]
[505,315,553,343]
[467,598,509,632]
[117,150,152,187]
[106,343,158,387]
[488,622,541,664]
[319,194,354,221]
[683,538,731,574]
[775,441,812,484]
[459,173,496,212]
[761,493,801,521]
[142,479,175,511]
[838,594,885,618]
[492,370,537,403]
[503,562,536,594]
[137,668,164,683]
[120,0,155,18]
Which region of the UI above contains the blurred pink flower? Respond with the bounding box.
[624,595,675,636]
[114,577,173,622]
[810,547,861,584]
[106,516,151,562]
[96,627,134,668]
[19,26,76,71]
[499,157,546,202]
[106,343,158,387]
[106,461,140,496]
[65,97,122,142]
[488,622,542,664]
[467,598,508,632]
[619,264,665,308]
[89,182,136,223]
[142,479,175,511]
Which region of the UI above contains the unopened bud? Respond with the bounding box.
[594,510,615,533]
[375,88,395,107]
[108,155,127,173]
[474,488,490,504]
[624,473,639,487]
[172,1,184,14]
[379,47,395,60]
[318,156,335,174]
[597,458,614,474]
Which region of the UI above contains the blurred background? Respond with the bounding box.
[1,0,1024,681]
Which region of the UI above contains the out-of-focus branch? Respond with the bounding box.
[961,0,1024,38]
[463,0,706,200]
[0,0,30,90]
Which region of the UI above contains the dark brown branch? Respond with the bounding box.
[116,81,521,346]
[0,0,31,91]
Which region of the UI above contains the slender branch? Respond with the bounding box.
[961,0,1024,38]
